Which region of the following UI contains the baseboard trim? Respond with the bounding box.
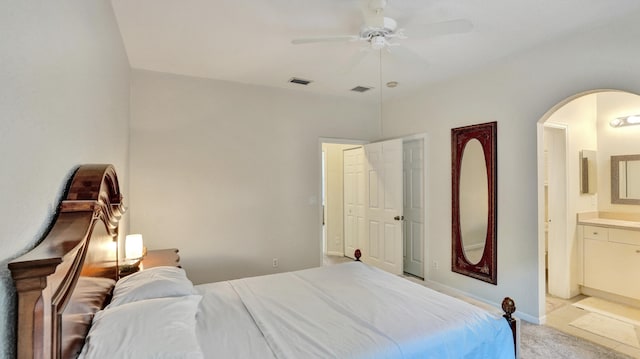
[581,286,640,309]
[424,279,541,324]
[325,251,344,257]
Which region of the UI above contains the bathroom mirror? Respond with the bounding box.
[451,122,497,284]
[580,150,597,194]
[611,154,640,205]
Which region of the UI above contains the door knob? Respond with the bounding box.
[394,215,404,221]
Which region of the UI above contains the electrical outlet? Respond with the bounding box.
[272,258,279,268]
[433,261,439,271]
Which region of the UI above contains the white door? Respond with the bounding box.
[343,147,365,259]
[363,139,404,275]
[403,139,424,278]
[545,125,568,298]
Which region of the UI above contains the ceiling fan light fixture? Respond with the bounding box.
[370,35,386,49]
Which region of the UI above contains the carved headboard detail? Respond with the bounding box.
[9,164,124,359]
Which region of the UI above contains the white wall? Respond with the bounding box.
[129,70,379,284]
[381,8,640,322]
[596,92,640,213]
[0,1,130,357]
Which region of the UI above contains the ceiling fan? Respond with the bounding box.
[291,0,473,70]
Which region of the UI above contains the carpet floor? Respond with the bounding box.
[520,321,634,359]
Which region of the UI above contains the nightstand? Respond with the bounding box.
[140,248,180,270]
[118,260,141,278]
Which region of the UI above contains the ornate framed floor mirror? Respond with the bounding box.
[451,121,497,284]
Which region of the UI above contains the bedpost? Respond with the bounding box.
[353,249,361,261]
[501,297,517,356]
[10,261,60,359]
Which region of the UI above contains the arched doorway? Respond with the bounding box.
[536,90,640,347]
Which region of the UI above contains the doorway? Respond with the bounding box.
[537,90,640,355]
[321,141,365,259]
[320,135,427,279]
[343,145,364,260]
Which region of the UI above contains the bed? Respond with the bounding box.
[9,164,517,358]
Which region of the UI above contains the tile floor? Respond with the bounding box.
[545,294,640,358]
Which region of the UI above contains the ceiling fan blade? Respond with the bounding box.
[408,19,473,38]
[291,35,359,45]
[386,45,429,68]
[342,48,371,74]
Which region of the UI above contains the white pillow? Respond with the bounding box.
[79,295,204,359]
[109,266,194,308]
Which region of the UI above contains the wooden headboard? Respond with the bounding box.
[9,164,125,359]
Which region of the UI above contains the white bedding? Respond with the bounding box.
[194,262,514,359]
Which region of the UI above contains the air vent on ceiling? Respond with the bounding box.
[351,86,372,93]
[289,77,312,85]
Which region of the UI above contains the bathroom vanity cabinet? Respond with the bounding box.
[579,222,640,300]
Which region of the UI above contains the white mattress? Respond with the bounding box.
[194,262,514,359]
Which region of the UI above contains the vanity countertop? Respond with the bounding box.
[578,217,640,231]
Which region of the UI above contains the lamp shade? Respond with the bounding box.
[125,234,144,260]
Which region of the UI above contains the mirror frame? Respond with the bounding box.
[611,154,640,205]
[451,121,497,285]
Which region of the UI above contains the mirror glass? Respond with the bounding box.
[611,154,640,204]
[451,121,497,285]
[580,150,597,194]
[459,139,488,264]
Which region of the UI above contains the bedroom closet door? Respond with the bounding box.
[363,139,404,275]
[343,147,365,260]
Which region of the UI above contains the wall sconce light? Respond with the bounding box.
[125,234,145,260]
[610,115,640,128]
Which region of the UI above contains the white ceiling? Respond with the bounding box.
[111,0,640,102]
